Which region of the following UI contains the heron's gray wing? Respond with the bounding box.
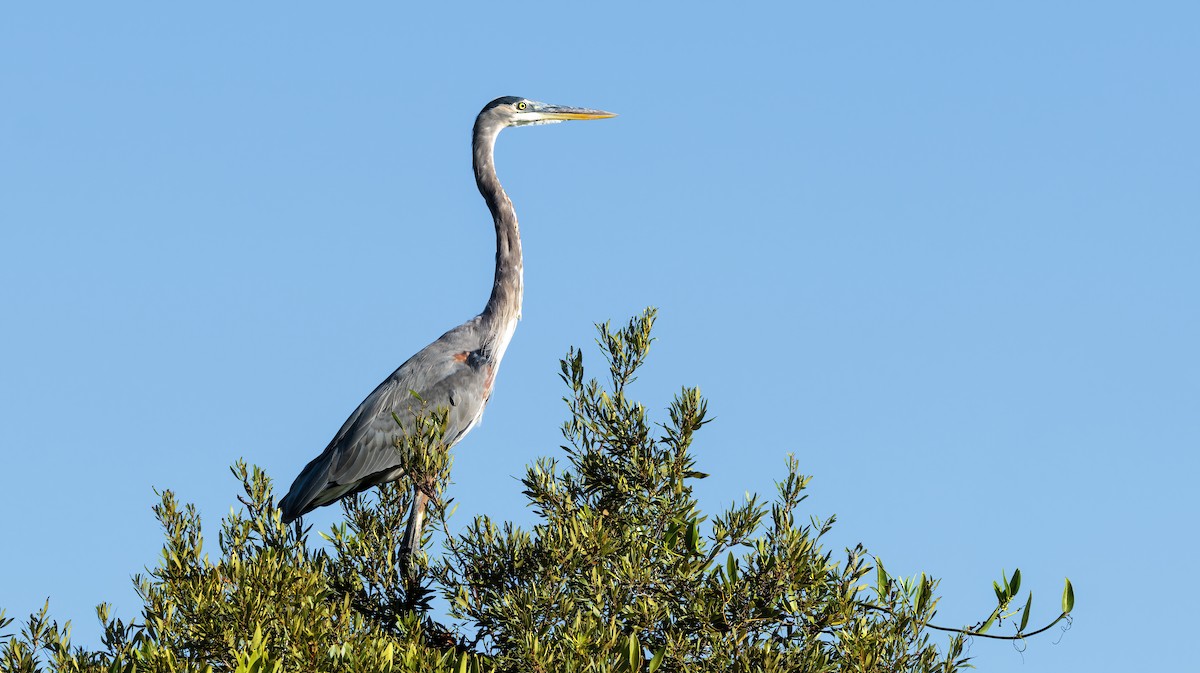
[278,338,493,522]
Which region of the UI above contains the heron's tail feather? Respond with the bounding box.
[278,453,339,523]
[278,451,407,523]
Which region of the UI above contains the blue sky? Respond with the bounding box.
[2,3,1196,670]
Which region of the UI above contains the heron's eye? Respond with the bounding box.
[516,101,527,110]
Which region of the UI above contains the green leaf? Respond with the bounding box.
[1062,578,1075,613]
[726,552,738,582]
[648,646,666,673]
[1009,568,1021,599]
[978,607,999,634]
[686,521,700,554]
[785,590,800,613]
[626,633,641,671]
[916,573,930,614]
[875,559,888,596]
[664,522,680,549]
[1019,592,1032,632]
[993,581,1005,604]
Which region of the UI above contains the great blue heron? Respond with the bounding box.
[278,96,615,551]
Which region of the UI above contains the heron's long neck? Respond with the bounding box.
[473,123,523,349]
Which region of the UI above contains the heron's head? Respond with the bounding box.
[476,96,616,133]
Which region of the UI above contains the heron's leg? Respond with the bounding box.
[402,489,430,555]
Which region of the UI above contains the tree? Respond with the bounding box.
[1,310,1073,672]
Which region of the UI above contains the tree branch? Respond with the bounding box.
[858,601,1071,641]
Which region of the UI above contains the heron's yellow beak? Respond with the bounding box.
[533,103,617,121]
[541,110,617,121]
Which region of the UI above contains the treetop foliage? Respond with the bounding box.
[1,309,1073,672]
